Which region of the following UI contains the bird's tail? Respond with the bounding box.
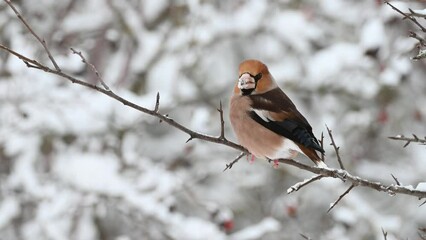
[315,160,328,168]
[299,145,327,168]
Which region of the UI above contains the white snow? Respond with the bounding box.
[416,182,426,191]
[411,9,426,15]
[269,11,322,53]
[360,18,386,51]
[333,207,357,225]
[146,56,180,102]
[0,197,20,229]
[2,1,426,239]
[169,216,226,240]
[142,0,169,23]
[62,0,112,33]
[307,43,365,85]
[54,152,131,195]
[230,217,281,240]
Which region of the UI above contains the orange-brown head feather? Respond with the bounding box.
[234,59,277,95]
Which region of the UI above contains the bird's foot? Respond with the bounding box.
[272,159,279,169]
[246,154,255,164]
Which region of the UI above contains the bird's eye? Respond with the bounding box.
[253,73,262,81]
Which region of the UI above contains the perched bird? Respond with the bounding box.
[229,59,326,167]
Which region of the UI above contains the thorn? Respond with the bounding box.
[186,136,194,143]
[413,134,419,140]
[420,200,426,207]
[217,100,223,112]
[223,164,231,171]
[223,152,246,172]
[299,233,312,240]
[159,115,168,123]
[391,174,401,186]
[403,141,411,148]
[154,92,160,112]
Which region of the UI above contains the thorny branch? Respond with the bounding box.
[385,1,426,60]
[70,47,110,91]
[389,134,426,147]
[327,184,355,213]
[385,1,426,33]
[326,125,345,170]
[1,0,426,211]
[286,174,324,194]
[278,157,426,199]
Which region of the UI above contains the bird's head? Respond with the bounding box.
[235,59,277,96]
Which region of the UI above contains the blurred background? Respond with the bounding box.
[0,0,426,239]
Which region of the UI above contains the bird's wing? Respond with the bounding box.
[248,88,324,153]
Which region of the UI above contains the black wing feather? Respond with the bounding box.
[248,111,324,153]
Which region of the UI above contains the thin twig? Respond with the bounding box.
[2,3,426,202]
[0,43,245,152]
[276,158,426,199]
[385,1,426,32]
[409,31,426,47]
[388,134,426,147]
[287,175,324,194]
[382,228,388,240]
[408,8,426,18]
[327,184,355,213]
[217,101,225,140]
[326,125,345,170]
[154,92,160,112]
[391,174,401,186]
[299,233,312,240]
[320,132,325,162]
[4,0,61,71]
[3,41,426,200]
[223,152,247,172]
[70,47,110,91]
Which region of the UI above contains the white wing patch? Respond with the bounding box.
[268,138,303,160]
[252,109,271,122]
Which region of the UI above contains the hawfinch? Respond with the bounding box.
[229,59,326,167]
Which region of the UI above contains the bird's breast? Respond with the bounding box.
[229,95,285,159]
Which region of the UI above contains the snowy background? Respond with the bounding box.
[0,0,426,239]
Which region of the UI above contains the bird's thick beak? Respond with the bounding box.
[238,73,256,90]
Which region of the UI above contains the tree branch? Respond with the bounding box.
[223,152,247,172]
[385,1,426,33]
[1,0,425,207]
[4,0,61,71]
[287,174,324,194]
[70,47,110,91]
[382,228,388,240]
[409,31,426,47]
[276,158,426,199]
[389,134,426,147]
[217,101,225,140]
[326,125,345,170]
[327,184,355,213]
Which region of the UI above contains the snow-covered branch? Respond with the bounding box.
[385,1,426,60]
[1,0,425,214]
